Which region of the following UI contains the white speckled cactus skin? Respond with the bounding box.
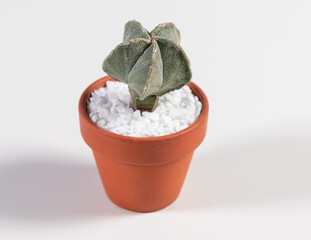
[102,20,192,111]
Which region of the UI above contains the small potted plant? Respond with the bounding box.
[79,20,209,212]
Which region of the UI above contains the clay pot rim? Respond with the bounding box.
[79,76,209,142]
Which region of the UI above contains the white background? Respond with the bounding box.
[0,0,311,239]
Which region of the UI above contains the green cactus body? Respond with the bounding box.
[102,20,192,112]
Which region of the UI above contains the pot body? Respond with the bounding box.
[79,76,209,212]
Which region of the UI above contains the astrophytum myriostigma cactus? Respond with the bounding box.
[102,20,192,112]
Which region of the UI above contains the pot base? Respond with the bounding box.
[105,191,179,213]
[93,151,193,213]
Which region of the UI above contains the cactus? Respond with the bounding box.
[102,20,192,112]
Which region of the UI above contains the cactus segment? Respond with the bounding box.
[123,20,150,42]
[154,38,192,96]
[102,38,151,83]
[128,39,163,100]
[102,21,192,112]
[150,22,181,44]
[130,89,158,112]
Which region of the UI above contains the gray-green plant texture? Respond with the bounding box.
[102,20,192,112]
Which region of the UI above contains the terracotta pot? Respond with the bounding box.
[79,76,209,212]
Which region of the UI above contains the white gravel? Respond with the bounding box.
[87,81,202,137]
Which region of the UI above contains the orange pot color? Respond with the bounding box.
[79,76,209,212]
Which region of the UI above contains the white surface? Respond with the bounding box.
[87,81,201,137]
[0,0,311,239]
